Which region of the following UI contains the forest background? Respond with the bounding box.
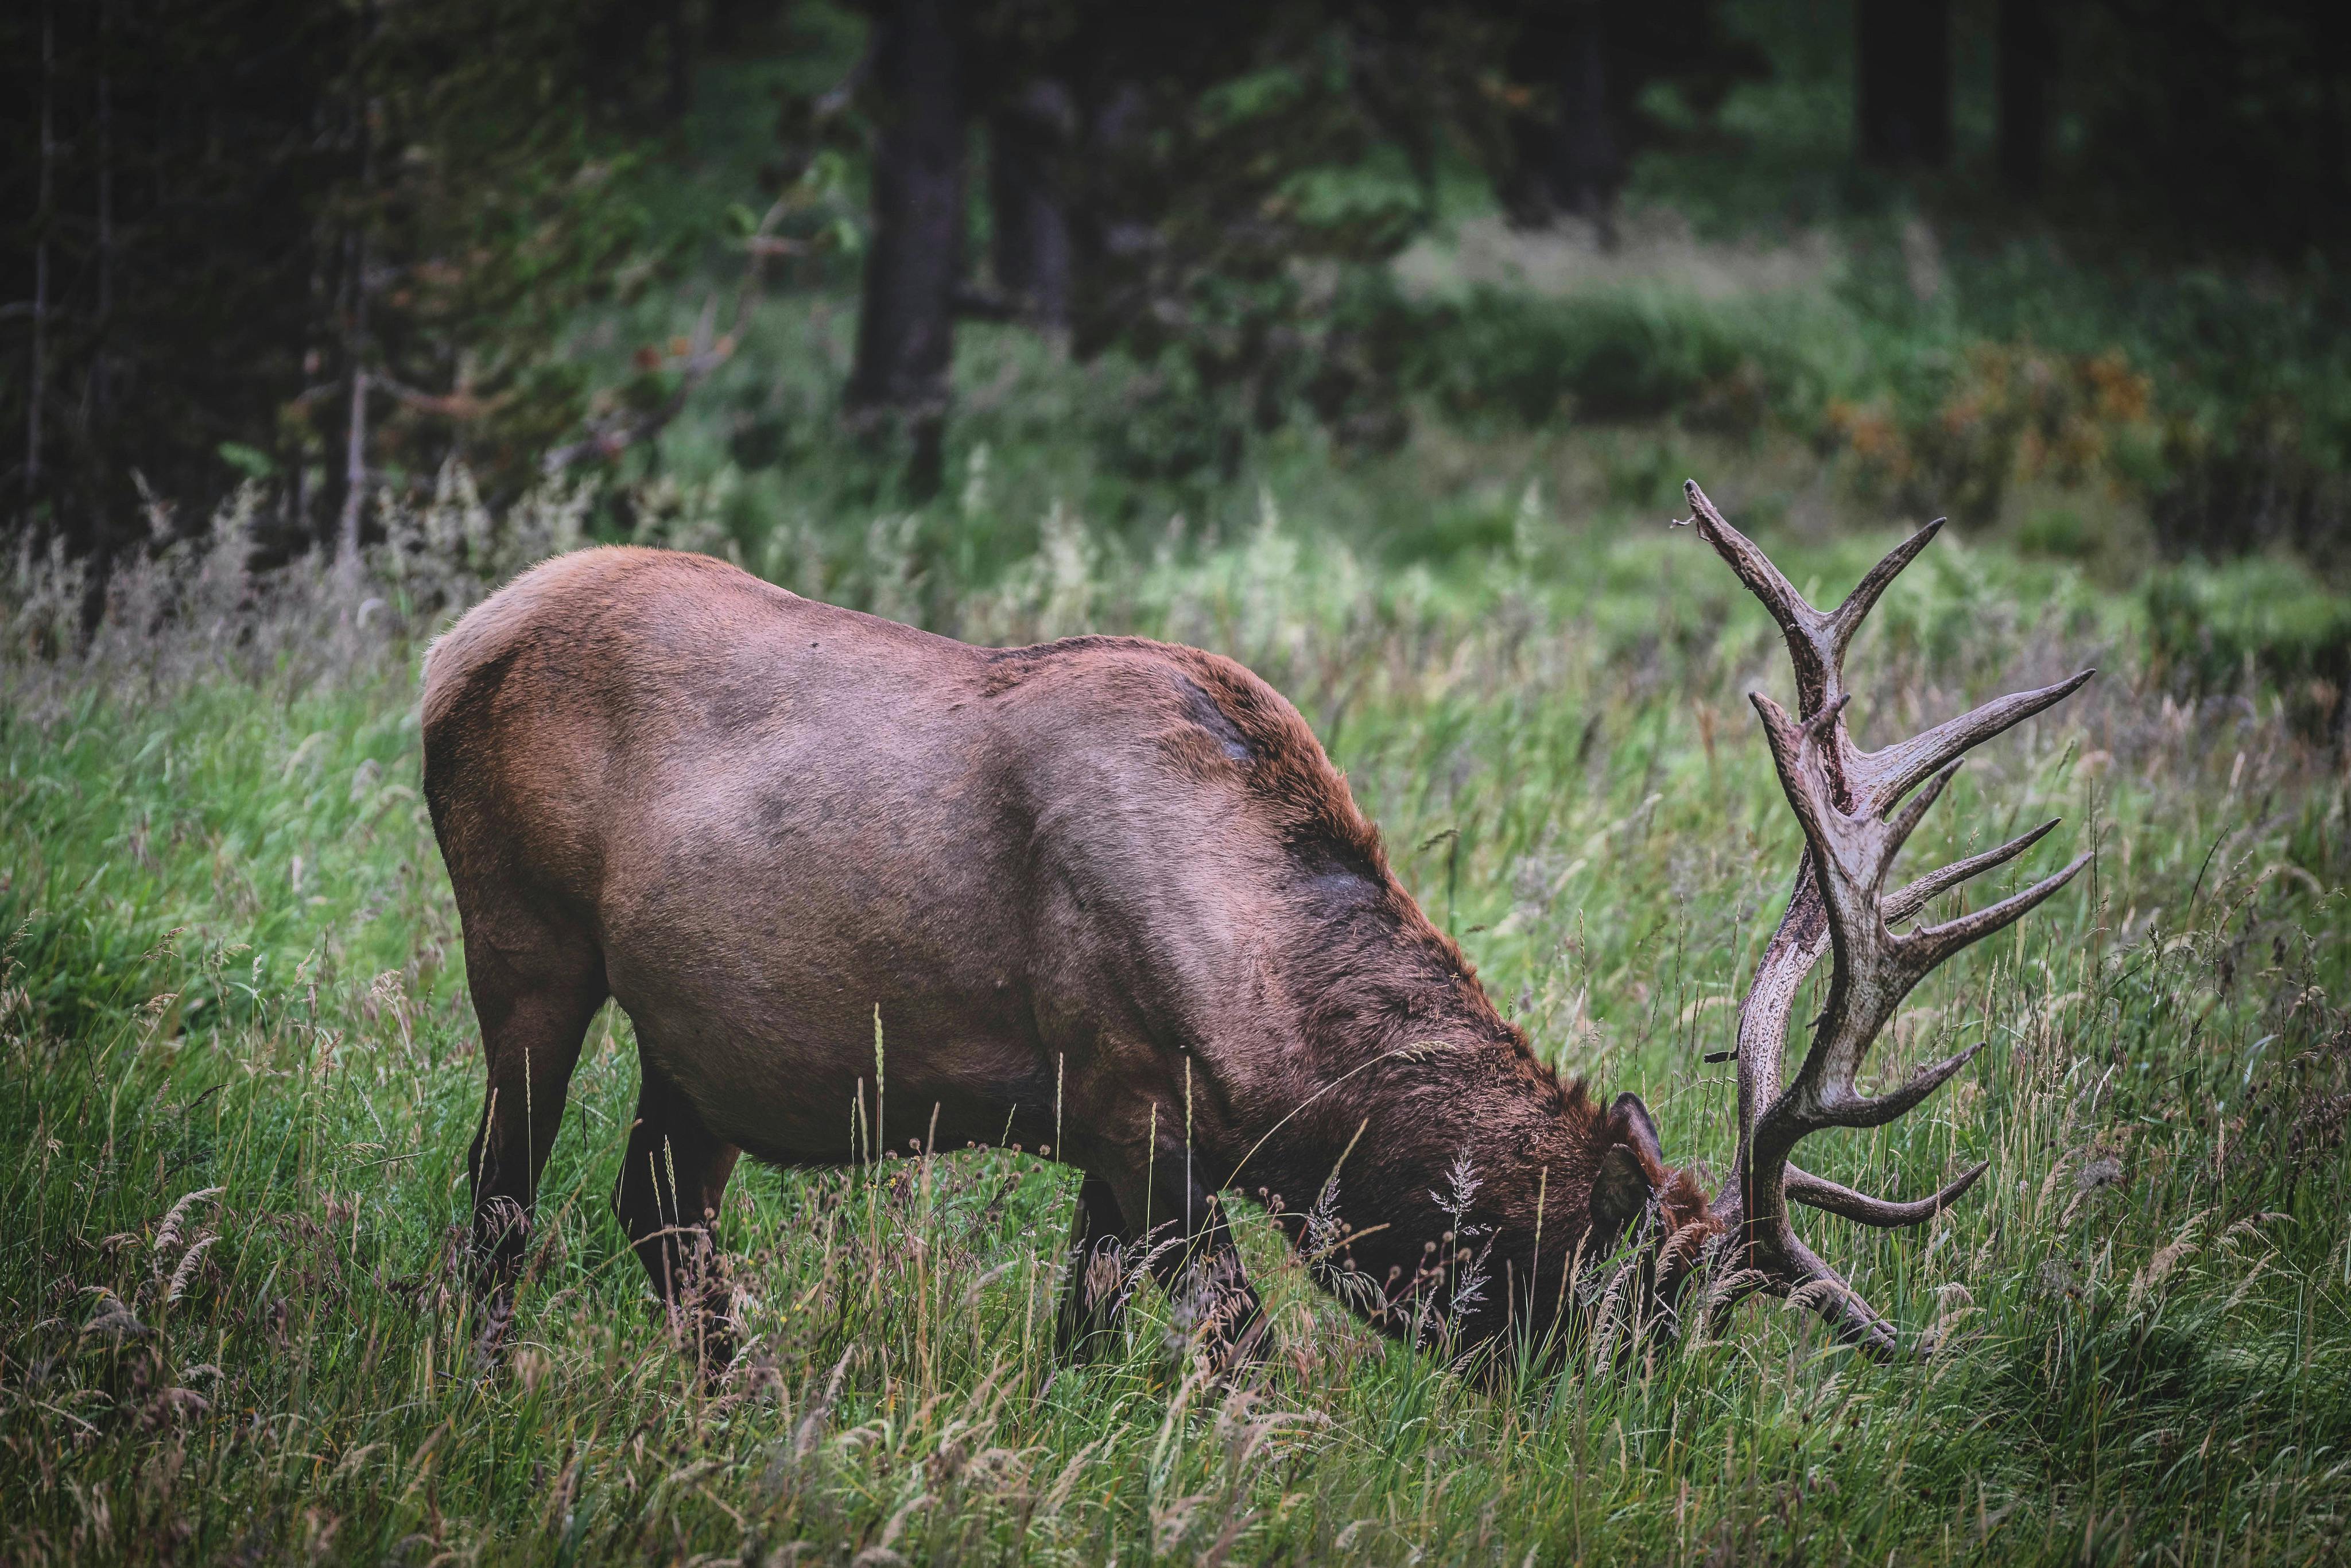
[11,0,2351,599]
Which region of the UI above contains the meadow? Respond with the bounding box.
[5,454,2350,1566]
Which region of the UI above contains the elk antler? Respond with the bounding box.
[1685,480,2093,1355]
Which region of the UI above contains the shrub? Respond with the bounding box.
[1827,345,2160,529]
[1390,287,1824,433]
[2144,556,2351,743]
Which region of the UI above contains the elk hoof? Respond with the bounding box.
[473,1289,517,1367]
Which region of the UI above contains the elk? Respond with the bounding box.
[421,478,2088,1371]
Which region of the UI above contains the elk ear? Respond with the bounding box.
[1588,1093,1667,1250]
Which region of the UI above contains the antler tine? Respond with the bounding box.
[1850,670,2096,809]
[1748,693,1846,859]
[1769,1234,1902,1356]
[1787,1159,1987,1228]
[1746,692,1921,1089]
[1712,816,2046,1197]
[1688,482,1953,746]
[1690,480,2088,822]
[1910,852,2092,970]
[1828,518,1945,665]
[1685,480,1842,716]
[1822,1040,1988,1130]
[1749,695,2008,1121]
[1887,818,2060,922]
[1880,758,1965,882]
[1683,480,1818,631]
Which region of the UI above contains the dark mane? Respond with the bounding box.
[1164,651,1577,1111]
[981,635,1391,876]
[984,634,1565,1103]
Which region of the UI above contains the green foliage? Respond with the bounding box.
[1388,285,1828,432]
[15,0,2351,573]
[1828,341,2160,531]
[1,0,685,556]
[308,0,680,503]
[1019,9,1489,476]
[2146,557,2351,743]
[5,500,2350,1562]
[1605,0,2351,562]
[1353,234,2347,565]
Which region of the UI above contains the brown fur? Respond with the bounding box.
[423,546,1712,1366]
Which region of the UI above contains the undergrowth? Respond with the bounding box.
[3,485,2349,1565]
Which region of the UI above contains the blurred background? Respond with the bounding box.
[6,0,2350,638]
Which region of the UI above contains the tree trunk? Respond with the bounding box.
[1502,4,1621,229]
[664,0,693,125]
[325,7,377,556]
[1996,0,2052,194]
[1551,7,1618,224]
[846,0,963,501]
[337,368,367,575]
[91,0,114,446]
[988,80,1072,333]
[1856,0,1952,169]
[29,0,53,504]
[96,0,111,327]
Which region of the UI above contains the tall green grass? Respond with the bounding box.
[4,494,2349,1563]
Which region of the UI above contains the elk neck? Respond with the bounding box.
[1228,838,1618,1289]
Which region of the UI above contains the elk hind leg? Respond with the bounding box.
[463,921,606,1357]
[613,1058,742,1375]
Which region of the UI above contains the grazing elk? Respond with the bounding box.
[421,478,2088,1371]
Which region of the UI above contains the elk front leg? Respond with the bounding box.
[1154,1206,1267,1377]
[1128,1162,1268,1376]
[613,1058,742,1376]
[1056,1173,1136,1361]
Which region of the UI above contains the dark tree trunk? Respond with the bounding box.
[1996,0,2052,194]
[95,0,112,337]
[1502,4,1621,228]
[846,0,963,501]
[1061,80,1144,364]
[29,0,53,506]
[328,22,376,560]
[1856,0,1952,168]
[988,79,1072,333]
[337,367,367,569]
[664,1,693,125]
[1551,8,1619,223]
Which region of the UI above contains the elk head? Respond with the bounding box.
[1669,480,2093,1355]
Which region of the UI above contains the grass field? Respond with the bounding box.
[5,482,2351,1565]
